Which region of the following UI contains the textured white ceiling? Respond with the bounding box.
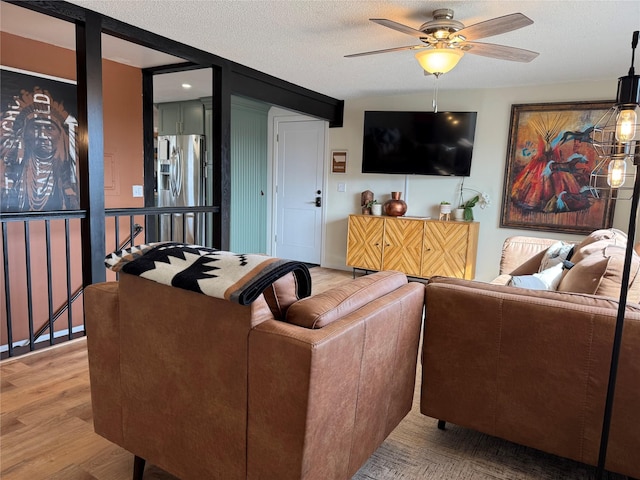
[3,1,640,101]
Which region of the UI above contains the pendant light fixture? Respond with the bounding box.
[591,32,640,198]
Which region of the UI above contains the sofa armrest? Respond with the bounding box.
[421,277,640,475]
[247,280,425,480]
[500,236,560,275]
[84,282,124,445]
[285,270,408,328]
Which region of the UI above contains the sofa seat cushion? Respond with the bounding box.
[557,229,640,302]
[490,274,513,286]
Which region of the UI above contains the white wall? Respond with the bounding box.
[324,78,633,281]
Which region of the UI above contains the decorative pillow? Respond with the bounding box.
[557,239,640,302]
[538,241,574,271]
[569,228,627,265]
[557,256,610,295]
[510,262,565,291]
[509,275,547,290]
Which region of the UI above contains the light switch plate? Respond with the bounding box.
[337,182,346,192]
[132,185,144,197]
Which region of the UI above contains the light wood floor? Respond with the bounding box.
[0,267,356,480]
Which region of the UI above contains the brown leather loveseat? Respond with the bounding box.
[420,230,640,478]
[84,269,425,480]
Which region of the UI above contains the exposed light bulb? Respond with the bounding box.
[607,157,627,188]
[615,108,637,142]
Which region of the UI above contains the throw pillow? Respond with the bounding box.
[557,255,610,295]
[510,262,564,291]
[509,275,547,290]
[538,241,574,272]
[569,228,627,265]
[557,240,640,301]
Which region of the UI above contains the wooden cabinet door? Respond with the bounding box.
[181,100,205,134]
[382,218,423,277]
[157,102,181,135]
[157,101,204,135]
[346,215,384,271]
[422,222,472,278]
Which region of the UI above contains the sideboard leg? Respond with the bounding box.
[437,420,446,430]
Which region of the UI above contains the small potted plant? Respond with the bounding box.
[456,180,491,221]
[461,195,479,221]
[367,199,382,215]
[439,201,452,215]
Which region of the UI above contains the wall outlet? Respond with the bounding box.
[132,185,144,197]
[337,182,346,193]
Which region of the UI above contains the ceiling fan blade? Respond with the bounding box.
[345,45,424,58]
[462,41,539,62]
[370,18,426,38]
[455,13,533,41]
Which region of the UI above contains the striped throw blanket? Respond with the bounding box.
[105,242,311,305]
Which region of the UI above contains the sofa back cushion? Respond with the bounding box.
[285,271,408,328]
[430,276,640,313]
[557,229,640,302]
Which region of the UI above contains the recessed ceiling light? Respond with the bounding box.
[182,83,192,89]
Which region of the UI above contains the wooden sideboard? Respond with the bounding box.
[346,214,479,280]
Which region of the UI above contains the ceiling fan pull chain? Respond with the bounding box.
[432,73,440,113]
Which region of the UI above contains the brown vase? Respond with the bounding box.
[383,192,407,216]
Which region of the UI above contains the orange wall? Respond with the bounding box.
[1,32,144,345]
[1,32,145,209]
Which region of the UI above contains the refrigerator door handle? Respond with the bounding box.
[169,146,183,197]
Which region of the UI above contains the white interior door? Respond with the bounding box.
[274,119,325,264]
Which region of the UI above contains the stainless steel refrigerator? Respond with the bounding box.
[156,134,205,244]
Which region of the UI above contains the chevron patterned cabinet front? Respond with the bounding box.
[346,215,385,271]
[346,214,479,280]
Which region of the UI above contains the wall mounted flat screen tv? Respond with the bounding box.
[362,111,477,176]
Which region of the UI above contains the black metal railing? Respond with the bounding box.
[1,205,219,359]
[2,210,86,359]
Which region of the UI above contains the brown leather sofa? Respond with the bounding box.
[420,232,640,478]
[84,269,425,480]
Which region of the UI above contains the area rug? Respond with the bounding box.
[351,367,626,480]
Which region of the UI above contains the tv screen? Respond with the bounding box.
[362,111,477,176]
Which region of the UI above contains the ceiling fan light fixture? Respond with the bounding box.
[415,48,464,75]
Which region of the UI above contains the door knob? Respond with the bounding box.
[315,196,322,207]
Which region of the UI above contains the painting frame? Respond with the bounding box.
[331,150,347,174]
[500,100,616,235]
[0,65,79,213]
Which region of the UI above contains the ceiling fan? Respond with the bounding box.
[345,8,539,75]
